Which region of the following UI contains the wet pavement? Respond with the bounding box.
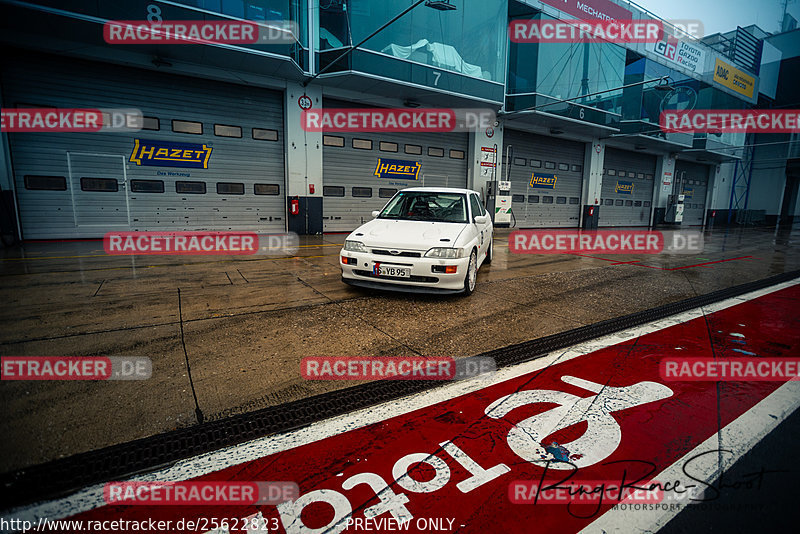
[3,278,798,533]
[0,225,799,473]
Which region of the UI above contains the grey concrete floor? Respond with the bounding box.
[0,225,799,473]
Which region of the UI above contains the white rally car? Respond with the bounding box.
[340,187,493,295]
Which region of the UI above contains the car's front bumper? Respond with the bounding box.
[340,249,470,292]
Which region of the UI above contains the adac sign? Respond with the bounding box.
[713,58,755,99]
[374,158,421,180]
[615,180,634,194]
[530,173,557,189]
[130,139,213,169]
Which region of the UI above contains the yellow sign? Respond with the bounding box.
[530,173,557,189]
[713,58,755,99]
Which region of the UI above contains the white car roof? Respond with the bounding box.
[399,187,478,195]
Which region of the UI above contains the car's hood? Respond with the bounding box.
[349,219,467,250]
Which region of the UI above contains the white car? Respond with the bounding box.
[340,187,493,295]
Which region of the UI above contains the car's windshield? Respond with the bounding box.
[378,192,468,223]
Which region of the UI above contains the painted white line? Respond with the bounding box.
[581,379,800,533]
[4,278,799,526]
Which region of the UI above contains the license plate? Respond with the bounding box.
[374,263,410,278]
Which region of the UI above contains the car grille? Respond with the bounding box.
[371,249,422,258]
[353,270,439,283]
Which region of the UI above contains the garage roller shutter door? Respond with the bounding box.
[503,130,584,228]
[599,148,656,227]
[321,100,469,232]
[3,52,285,239]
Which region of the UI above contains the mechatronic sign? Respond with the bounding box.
[539,0,633,21]
[713,58,755,99]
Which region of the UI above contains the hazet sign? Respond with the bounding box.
[129,139,213,169]
[615,180,634,194]
[374,158,421,180]
[530,173,557,189]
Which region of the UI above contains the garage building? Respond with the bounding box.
[3,52,286,239]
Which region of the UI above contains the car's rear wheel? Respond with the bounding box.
[463,249,477,295]
[484,238,493,264]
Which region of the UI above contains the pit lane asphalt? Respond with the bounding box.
[0,225,798,474]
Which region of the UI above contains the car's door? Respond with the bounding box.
[469,193,491,259]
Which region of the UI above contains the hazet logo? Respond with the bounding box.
[530,173,557,189]
[683,188,694,199]
[130,139,213,169]
[374,158,421,180]
[615,180,634,194]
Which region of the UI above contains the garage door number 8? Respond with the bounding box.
[147,4,163,22]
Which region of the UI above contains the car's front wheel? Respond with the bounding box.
[463,249,477,295]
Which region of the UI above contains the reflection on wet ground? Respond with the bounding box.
[0,225,798,471]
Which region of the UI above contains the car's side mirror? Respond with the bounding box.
[371,210,380,218]
[474,215,488,225]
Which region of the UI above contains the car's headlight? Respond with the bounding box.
[344,240,369,253]
[424,247,464,259]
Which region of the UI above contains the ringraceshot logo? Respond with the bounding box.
[301,108,495,133]
[1,108,143,132]
[301,356,496,381]
[660,110,800,133]
[1,357,151,380]
[510,230,703,255]
[103,232,299,256]
[103,481,298,505]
